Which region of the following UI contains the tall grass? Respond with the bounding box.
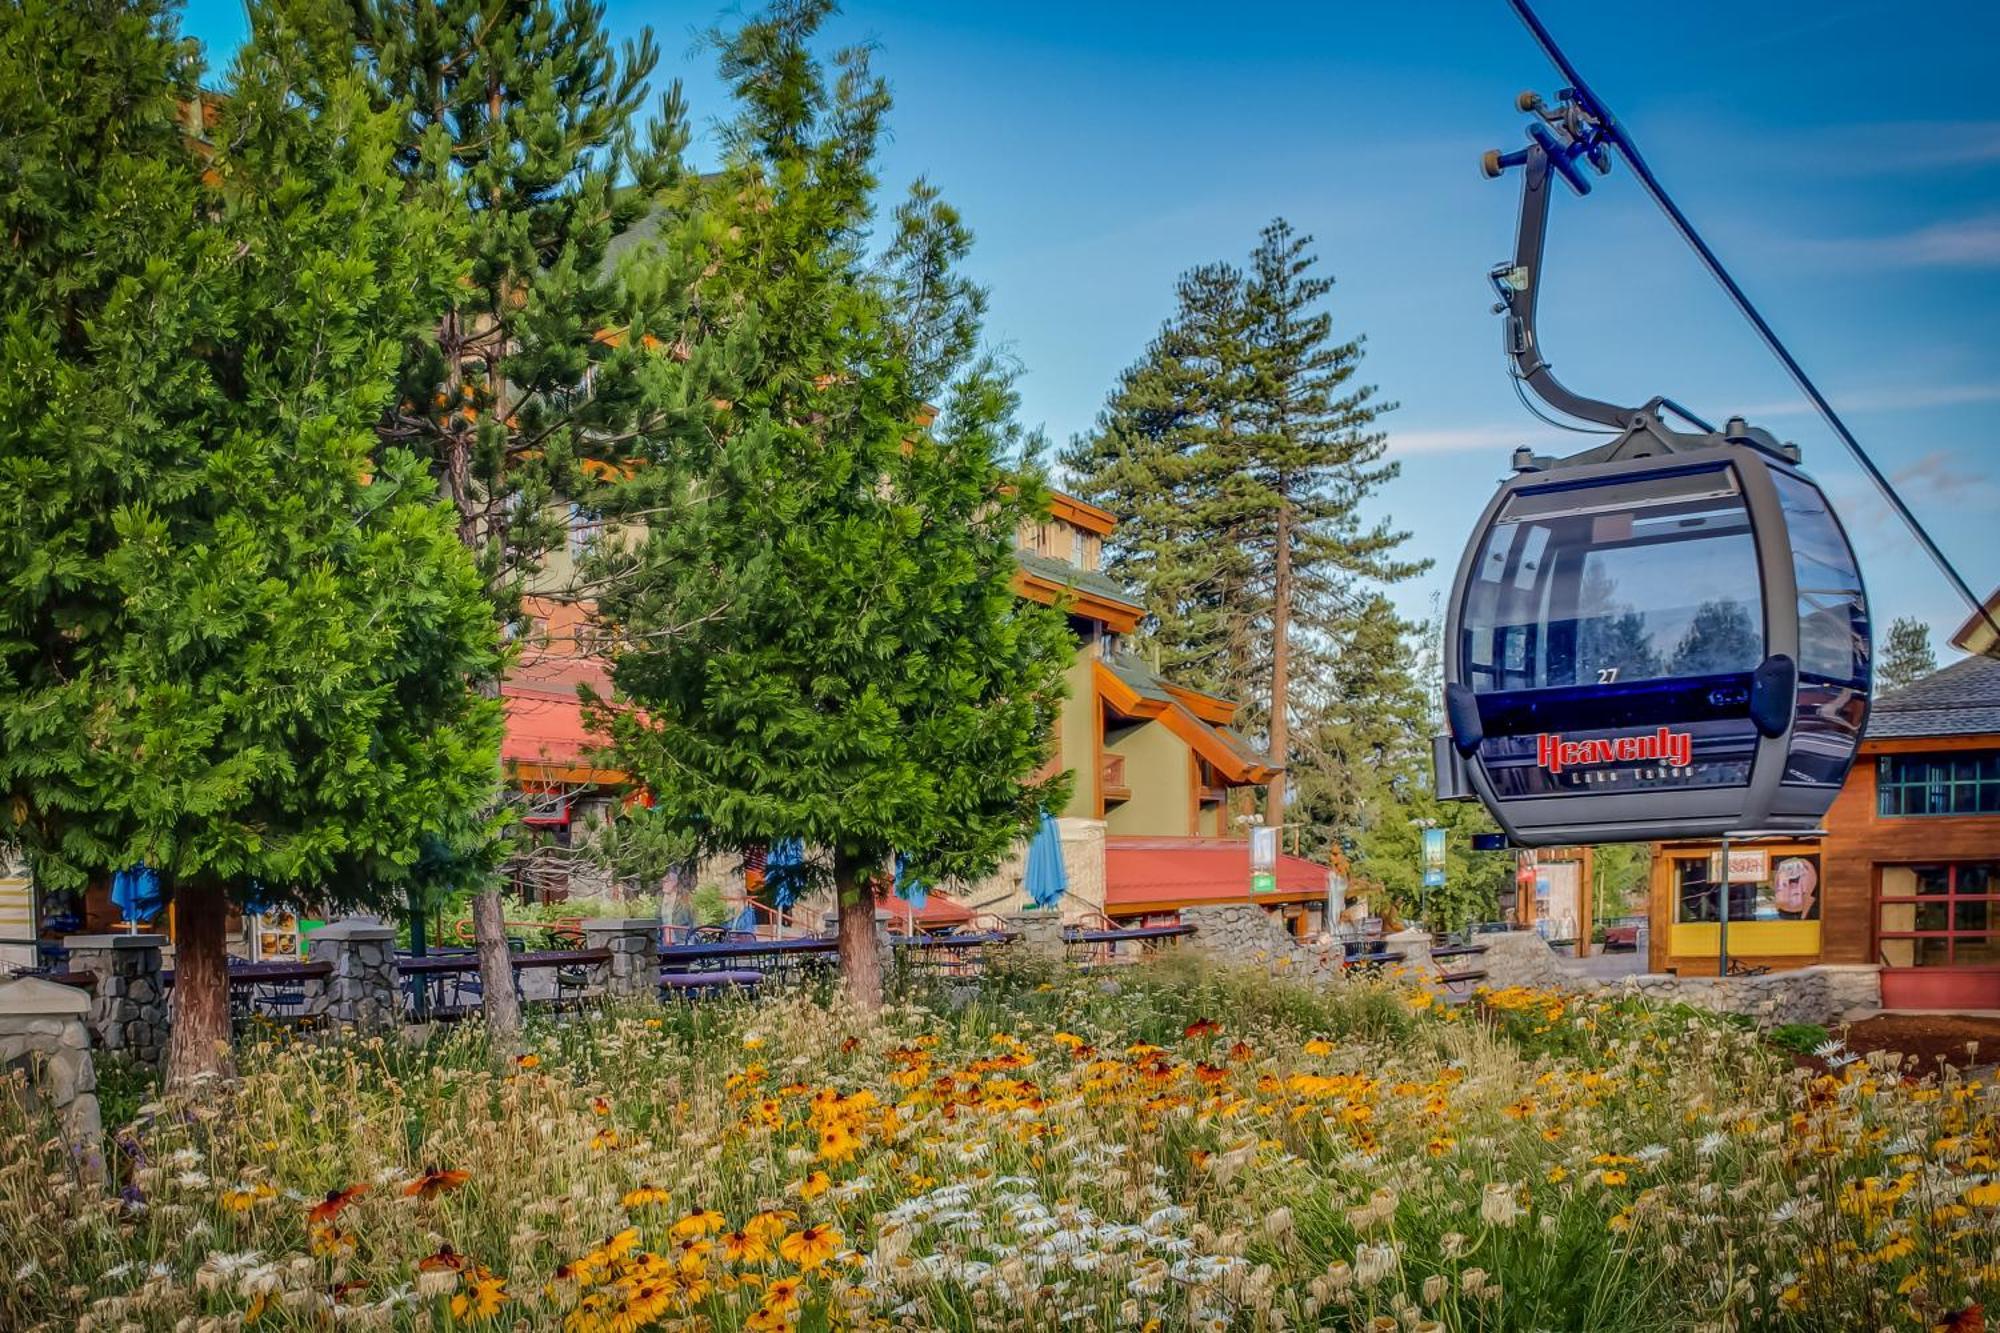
[1,955,1990,1330]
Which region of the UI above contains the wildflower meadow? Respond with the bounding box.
[3,954,1992,1331]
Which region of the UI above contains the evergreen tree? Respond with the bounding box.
[1878,615,1937,694]
[0,0,504,1083]
[1066,219,1423,836]
[1062,263,1259,692]
[591,0,1072,1015]
[1668,598,1761,676]
[326,0,696,1044]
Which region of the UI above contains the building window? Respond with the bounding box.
[1071,529,1086,567]
[1878,751,2000,817]
[568,502,602,557]
[1673,851,1821,923]
[1878,862,2000,967]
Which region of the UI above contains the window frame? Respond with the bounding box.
[1877,750,2000,818]
[1875,861,2000,967]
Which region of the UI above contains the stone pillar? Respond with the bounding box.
[582,918,661,1001]
[0,975,102,1155]
[1004,910,1066,963]
[1056,818,1107,923]
[62,934,168,1067]
[1384,928,1433,981]
[306,919,400,1031]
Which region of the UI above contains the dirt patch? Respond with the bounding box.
[1838,1014,2000,1070]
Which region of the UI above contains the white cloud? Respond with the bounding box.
[1797,213,2000,269]
[1386,423,1595,457]
[1730,382,2000,420]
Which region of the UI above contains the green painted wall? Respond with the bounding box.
[1105,722,1193,837]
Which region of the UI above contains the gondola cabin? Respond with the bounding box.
[1442,435,1870,846]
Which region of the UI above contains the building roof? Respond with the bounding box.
[878,889,975,929]
[1095,657,1273,785]
[1014,549,1144,613]
[1104,836,1332,914]
[1869,653,2000,740]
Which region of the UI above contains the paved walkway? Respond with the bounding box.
[1568,948,1647,982]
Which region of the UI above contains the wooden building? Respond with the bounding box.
[1647,654,2000,1002]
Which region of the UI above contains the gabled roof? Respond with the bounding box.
[1870,654,2000,740]
[1095,657,1275,786]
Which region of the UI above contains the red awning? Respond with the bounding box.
[1104,836,1334,914]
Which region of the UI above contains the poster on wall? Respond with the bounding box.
[1772,857,1820,920]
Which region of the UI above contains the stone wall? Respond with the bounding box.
[1476,929,1881,1027]
[0,975,101,1153]
[1610,964,1881,1027]
[64,933,168,1067]
[1183,912,1880,1028]
[1179,905,1347,979]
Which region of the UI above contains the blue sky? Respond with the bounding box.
[182,0,1999,652]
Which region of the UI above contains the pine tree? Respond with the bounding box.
[1066,219,1423,838]
[1061,264,1257,694]
[326,0,697,1045]
[591,0,1072,1015]
[1878,615,1937,695]
[0,0,504,1084]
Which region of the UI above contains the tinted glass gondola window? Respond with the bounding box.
[1771,471,1868,685]
[1461,469,1764,693]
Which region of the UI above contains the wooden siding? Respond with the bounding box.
[1823,742,2000,967]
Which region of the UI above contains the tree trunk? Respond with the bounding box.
[1266,501,1292,829]
[166,880,234,1088]
[472,885,522,1052]
[833,853,883,1018]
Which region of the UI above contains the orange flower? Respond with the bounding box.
[310,1183,368,1224]
[589,1097,612,1117]
[622,1184,672,1209]
[418,1244,469,1273]
[310,1224,357,1257]
[1184,1018,1221,1040]
[779,1224,842,1271]
[746,1210,795,1243]
[671,1209,726,1238]
[589,1128,620,1152]
[1304,1038,1334,1056]
[220,1182,276,1212]
[402,1165,470,1200]
[514,1053,540,1070]
[763,1276,804,1310]
[1601,1169,1629,1186]
[798,1171,831,1200]
[721,1229,772,1264]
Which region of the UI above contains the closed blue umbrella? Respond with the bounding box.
[111,865,162,930]
[765,838,807,910]
[892,853,927,911]
[1023,813,1068,910]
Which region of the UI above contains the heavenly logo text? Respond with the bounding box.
[1535,727,1692,775]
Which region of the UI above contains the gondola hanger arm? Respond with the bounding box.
[1494,0,1999,645]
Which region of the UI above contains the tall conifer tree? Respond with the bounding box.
[1066,220,1422,840]
[0,0,504,1083]
[592,0,1071,1015]
[327,0,696,1043]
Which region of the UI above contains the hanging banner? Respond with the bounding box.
[1422,827,1447,889]
[1250,826,1278,894]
